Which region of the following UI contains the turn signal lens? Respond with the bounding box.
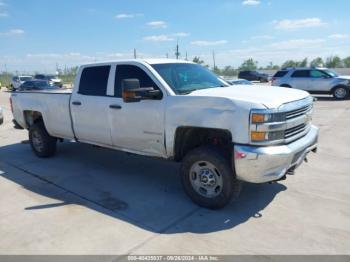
[251,113,265,123]
[251,131,266,141]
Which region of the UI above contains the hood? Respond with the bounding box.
[337,75,350,80]
[188,85,310,109]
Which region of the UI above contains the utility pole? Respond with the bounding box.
[185,51,188,61]
[175,40,180,60]
[166,53,169,58]
[134,48,137,59]
[212,50,216,70]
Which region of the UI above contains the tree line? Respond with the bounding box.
[193,55,350,76]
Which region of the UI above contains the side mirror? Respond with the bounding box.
[122,79,142,103]
[122,79,161,103]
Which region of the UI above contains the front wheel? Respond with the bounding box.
[181,146,241,209]
[333,86,348,100]
[29,122,57,158]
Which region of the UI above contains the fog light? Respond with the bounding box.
[251,131,267,141]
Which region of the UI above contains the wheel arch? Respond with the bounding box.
[331,84,350,94]
[173,126,233,161]
[23,110,45,128]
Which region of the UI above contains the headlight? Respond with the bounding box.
[251,112,286,124]
[250,111,286,143]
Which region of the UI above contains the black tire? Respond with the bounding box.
[332,86,349,100]
[181,146,241,209]
[29,122,57,158]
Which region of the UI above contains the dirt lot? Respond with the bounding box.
[0,90,349,255]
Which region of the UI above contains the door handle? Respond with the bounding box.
[72,101,82,106]
[109,104,122,110]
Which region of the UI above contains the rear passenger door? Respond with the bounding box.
[70,65,115,146]
[290,70,311,91]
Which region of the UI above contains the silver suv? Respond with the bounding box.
[272,67,350,100]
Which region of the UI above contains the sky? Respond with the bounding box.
[1,0,350,73]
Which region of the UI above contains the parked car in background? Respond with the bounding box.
[11,59,319,209]
[227,79,253,85]
[10,76,33,90]
[271,67,350,100]
[18,80,60,91]
[34,74,63,87]
[0,107,3,125]
[238,71,269,82]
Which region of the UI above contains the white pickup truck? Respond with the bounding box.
[11,59,319,209]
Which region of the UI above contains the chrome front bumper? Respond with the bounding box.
[234,125,319,183]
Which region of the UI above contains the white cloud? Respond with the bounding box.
[269,39,325,49]
[147,21,167,29]
[242,0,260,5]
[251,35,274,40]
[171,32,190,37]
[328,34,349,39]
[143,32,189,42]
[191,40,228,46]
[0,29,25,37]
[114,13,142,19]
[274,18,327,30]
[143,35,174,42]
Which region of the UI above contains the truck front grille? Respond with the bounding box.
[285,123,307,139]
[286,104,312,120]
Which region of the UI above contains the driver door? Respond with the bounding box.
[108,64,166,157]
[309,70,333,92]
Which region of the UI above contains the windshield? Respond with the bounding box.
[20,76,32,81]
[152,63,228,94]
[323,69,338,77]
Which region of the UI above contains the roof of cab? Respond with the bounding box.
[80,58,193,67]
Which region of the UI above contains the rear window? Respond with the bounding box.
[273,71,288,77]
[79,66,111,96]
[291,70,310,78]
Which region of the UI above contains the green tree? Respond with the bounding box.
[342,57,350,68]
[239,58,258,70]
[299,58,308,67]
[213,66,221,75]
[265,62,280,70]
[192,56,205,65]
[310,57,324,67]
[221,66,236,76]
[325,56,343,68]
[281,60,299,68]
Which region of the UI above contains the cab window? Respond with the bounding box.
[310,70,329,78]
[114,65,162,99]
[78,66,111,96]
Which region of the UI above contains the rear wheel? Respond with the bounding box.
[181,146,241,209]
[29,122,57,158]
[333,86,348,100]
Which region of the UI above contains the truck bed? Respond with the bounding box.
[11,90,75,140]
